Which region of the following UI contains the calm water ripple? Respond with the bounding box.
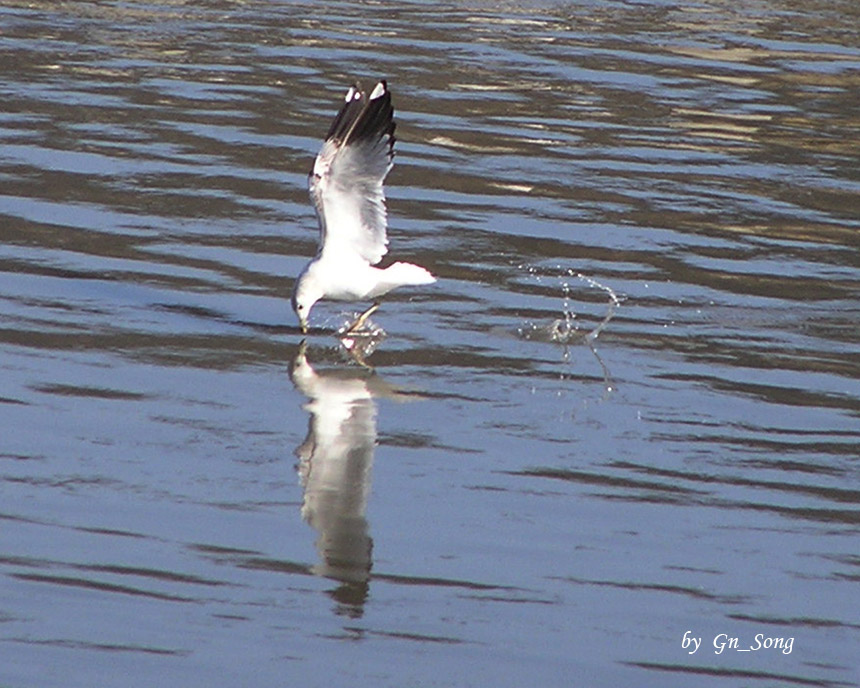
[1,1,858,687]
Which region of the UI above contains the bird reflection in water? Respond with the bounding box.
[290,341,404,616]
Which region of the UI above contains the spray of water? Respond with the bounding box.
[516,265,623,395]
[336,316,387,367]
[517,266,621,344]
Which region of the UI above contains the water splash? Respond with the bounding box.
[517,267,621,345]
[516,265,623,395]
[337,317,386,367]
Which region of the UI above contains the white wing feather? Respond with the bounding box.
[309,82,394,266]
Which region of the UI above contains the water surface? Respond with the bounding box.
[1,1,858,686]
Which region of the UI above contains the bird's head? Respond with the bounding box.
[291,271,322,334]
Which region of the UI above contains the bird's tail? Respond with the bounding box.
[383,262,436,287]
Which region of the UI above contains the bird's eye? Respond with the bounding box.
[298,305,304,311]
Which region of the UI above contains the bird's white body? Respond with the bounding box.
[292,81,435,333]
[298,259,434,303]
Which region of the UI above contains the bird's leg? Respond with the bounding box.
[343,302,380,335]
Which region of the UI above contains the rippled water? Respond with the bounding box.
[1,1,858,686]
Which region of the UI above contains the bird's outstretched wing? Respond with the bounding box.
[309,81,395,266]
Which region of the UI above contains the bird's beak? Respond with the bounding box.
[300,320,308,334]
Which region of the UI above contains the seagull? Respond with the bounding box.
[291,80,436,335]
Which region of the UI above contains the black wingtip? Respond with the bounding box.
[324,80,395,152]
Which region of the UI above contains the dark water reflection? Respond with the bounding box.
[1,1,859,687]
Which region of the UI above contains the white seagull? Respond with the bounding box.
[292,80,436,334]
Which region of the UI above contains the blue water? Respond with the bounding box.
[1,1,858,686]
